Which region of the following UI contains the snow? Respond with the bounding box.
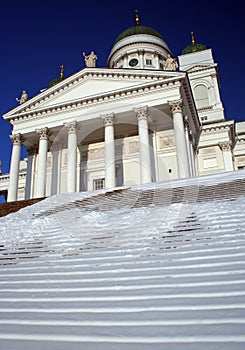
[1,171,245,349]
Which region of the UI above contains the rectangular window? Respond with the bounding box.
[146,58,152,65]
[93,178,105,190]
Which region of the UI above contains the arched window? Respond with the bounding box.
[194,84,209,109]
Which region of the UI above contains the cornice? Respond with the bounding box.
[7,75,185,124]
[0,174,10,182]
[182,77,201,132]
[0,171,26,183]
[108,34,170,63]
[184,64,217,74]
[108,41,169,65]
[202,120,235,133]
[236,137,245,143]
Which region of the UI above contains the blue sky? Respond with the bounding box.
[0,0,244,174]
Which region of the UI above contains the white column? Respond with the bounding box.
[189,135,197,176]
[219,142,234,171]
[25,146,37,199]
[7,133,25,202]
[123,55,127,68]
[169,99,191,178]
[211,73,223,108]
[134,106,152,184]
[102,114,116,189]
[184,117,196,177]
[154,51,160,69]
[65,121,78,193]
[184,119,192,176]
[138,50,144,68]
[153,129,159,182]
[35,127,49,198]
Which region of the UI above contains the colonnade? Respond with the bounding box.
[7,100,193,201]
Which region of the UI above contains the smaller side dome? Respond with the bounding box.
[48,77,64,88]
[48,65,65,88]
[182,32,207,55]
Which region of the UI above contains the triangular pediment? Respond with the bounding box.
[185,63,216,73]
[3,68,185,119]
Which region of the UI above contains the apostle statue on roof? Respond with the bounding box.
[164,54,178,71]
[83,51,97,67]
[16,90,28,104]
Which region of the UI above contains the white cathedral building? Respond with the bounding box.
[1,13,245,202]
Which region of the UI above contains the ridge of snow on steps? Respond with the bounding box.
[1,170,245,350]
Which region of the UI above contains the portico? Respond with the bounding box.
[6,82,198,201]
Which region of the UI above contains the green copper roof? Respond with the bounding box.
[182,42,207,55]
[48,76,64,88]
[114,25,164,44]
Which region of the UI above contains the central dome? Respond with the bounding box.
[114,25,164,44]
[107,20,172,70]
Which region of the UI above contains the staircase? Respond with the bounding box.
[0,170,245,349]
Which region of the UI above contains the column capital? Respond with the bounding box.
[37,127,50,140]
[169,99,183,114]
[219,141,232,152]
[65,121,78,134]
[101,113,115,126]
[10,133,25,145]
[134,106,149,121]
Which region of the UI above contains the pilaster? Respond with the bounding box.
[219,141,234,171]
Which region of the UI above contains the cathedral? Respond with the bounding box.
[1,11,245,202]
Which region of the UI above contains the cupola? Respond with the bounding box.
[182,32,207,55]
[107,10,172,70]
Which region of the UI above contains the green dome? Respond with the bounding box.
[48,76,64,88]
[182,42,207,55]
[114,25,164,44]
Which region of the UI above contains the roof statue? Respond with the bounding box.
[164,54,178,71]
[83,51,97,67]
[16,90,28,104]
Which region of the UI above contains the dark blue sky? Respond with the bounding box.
[0,0,244,174]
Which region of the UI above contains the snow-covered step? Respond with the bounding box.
[0,170,245,349]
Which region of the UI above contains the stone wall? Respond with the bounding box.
[0,198,45,217]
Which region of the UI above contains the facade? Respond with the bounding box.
[1,18,245,202]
